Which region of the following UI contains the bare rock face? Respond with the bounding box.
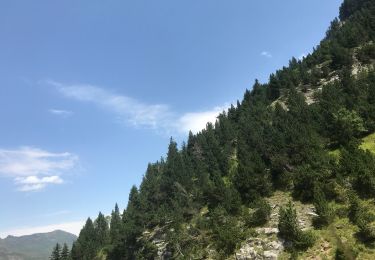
[262,228,279,235]
[267,241,283,251]
[263,250,278,259]
[236,245,258,260]
[235,237,284,260]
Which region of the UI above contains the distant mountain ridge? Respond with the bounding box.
[0,230,76,260]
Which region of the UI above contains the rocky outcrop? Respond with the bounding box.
[235,192,316,259]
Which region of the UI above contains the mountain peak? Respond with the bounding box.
[0,230,76,260]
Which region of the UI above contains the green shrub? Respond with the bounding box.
[335,248,345,260]
[246,198,271,227]
[313,186,334,227]
[294,230,316,250]
[278,201,300,241]
[348,193,375,241]
[278,201,316,250]
[357,43,375,64]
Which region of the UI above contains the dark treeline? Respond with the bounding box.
[64,0,375,259]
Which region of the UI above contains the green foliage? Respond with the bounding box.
[94,212,109,248]
[209,207,244,256]
[233,144,272,203]
[206,171,241,214]
[50,243,61,260]
[335,248,346,260]
[109,203,123,246]
[278,201,300,241]
[246,198,271,227]
[348,194,375,241]
[313,186,334,227]
[357,43,375,63]
[332,108,366,146]
[331,43,353,69]
[71,218,97,260]
[63,1,375,258]
[340,147,375,198]
[60,243,71,260]
[293,230,316,251]
[134,239,158,259]
[278,201,316,250]
[339,0,374,20]
[293,166,322,202]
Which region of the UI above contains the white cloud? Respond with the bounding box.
[45,80,231,135]
[0,220,85,238]
[261,51,272,58]
[177,105,228,134]
[15,175,63,191]
[0,147,78,191]
[49,109,73,117]
[298,53,307,60]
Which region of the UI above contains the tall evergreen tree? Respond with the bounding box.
[60,243,70,260]
[94,212,109,248]
[71,218,97,260]
[110,203,123,245]
[50,243,61,260]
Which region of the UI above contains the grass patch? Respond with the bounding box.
[361,132,375,154]
[328,132,375,159]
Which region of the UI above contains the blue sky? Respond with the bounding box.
[0,0,342,237]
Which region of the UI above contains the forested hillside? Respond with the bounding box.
[52,0,375,259]
[0,230,76,260]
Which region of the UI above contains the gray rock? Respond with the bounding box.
[236,245,257,259]
[263,250,278,259]
[267,240,283,251]
[307,211,319,217]
[264,227,279,235]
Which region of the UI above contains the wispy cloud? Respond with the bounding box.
[0,220,85,238]
[45,80,230,135]
[49,109,73,117]
[260,51,272,58]
[0,147,78,191]
[46,80,171,129]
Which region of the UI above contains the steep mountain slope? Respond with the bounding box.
[0,230,76,260]
[68,0,375,259]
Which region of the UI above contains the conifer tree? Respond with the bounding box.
[278,201,315,250]
[110,203,122,245]
[71,218,97,260]
[313,186,333,227]
[95,212,109,247]
[278,201,300,241]
[50,243,61,260]
[60,243,70,260]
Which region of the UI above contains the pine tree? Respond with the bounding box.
[278,201,300,241]
[278,201,315,250]
[60,243,70,260]
[50,243,61,260]
[313,186,333,227]
[110,203,122,245]
[247,198,271,227]
[94,212,109,247]
[71,218,97,260]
